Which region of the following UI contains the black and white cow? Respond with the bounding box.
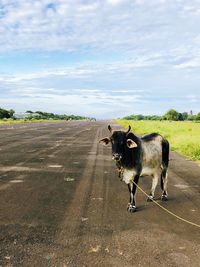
[99,125,169,212]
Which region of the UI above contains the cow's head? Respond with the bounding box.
[99,125,137,162]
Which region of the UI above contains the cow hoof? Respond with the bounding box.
[127,204,136,213]
[161,194,168,201]
[147,196,154,202]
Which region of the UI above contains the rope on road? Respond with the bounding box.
[132,180,200,229]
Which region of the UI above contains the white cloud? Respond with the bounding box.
[106,0,127,6]
[187,95,200,103]
[174,56,200,69]
[0,0,199,54]
[0,54,163,84]
[1,0,200,117]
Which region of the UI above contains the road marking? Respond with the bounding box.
[48,154,56,158]
[91,197,103,201]
[105,247,109,253]
[56,128,101,244]
[174,184,190,189]
[81,217,88,222]
[64,177,75,182]
[10,179,24,183]
[88,245,101,253]
[27,150,37,153]
[0,166,33,172]
[48,164,63,168]
[73,161,80,164]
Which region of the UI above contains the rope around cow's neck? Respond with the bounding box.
[118,166,200,229]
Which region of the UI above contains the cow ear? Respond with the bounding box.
[99,137,111,146]
[127,139,137,148]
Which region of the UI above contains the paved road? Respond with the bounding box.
[0,121,200,267]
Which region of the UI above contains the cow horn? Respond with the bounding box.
[108,125,112,133]
[126,125,131,134]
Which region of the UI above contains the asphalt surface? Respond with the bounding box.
[0,121,200,267]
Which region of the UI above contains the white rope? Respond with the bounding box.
[132,180,200,229]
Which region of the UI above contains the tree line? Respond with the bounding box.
[0,108,15,119]
[25,110,88,120]
[0,108,89,121]
[123,109,200,121]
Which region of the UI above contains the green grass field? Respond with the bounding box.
[115,120,200,161]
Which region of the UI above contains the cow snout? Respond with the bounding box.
[112,153,122,161]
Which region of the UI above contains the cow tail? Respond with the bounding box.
[161,139,169,189]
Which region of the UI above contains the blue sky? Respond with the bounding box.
[0,0,200,119]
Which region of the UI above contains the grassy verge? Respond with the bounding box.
[115,120,200,162]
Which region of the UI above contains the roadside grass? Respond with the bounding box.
[115,120,200,161]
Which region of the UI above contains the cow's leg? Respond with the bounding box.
[161,139,169,201]
[127,175,139,212]
[161,168,168,201]
[147,172,159,202]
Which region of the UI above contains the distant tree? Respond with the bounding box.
[122,110,199,121]
[182,112,188,120]
[8,109,15,118]
[164,109,180,121]
[123,114,163,121]
[135,114,144,120]
[178,113,184,121]
[35,111,44,115]
[0,108,15,119]
[188,114,196,121]
[196,112,200,121]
